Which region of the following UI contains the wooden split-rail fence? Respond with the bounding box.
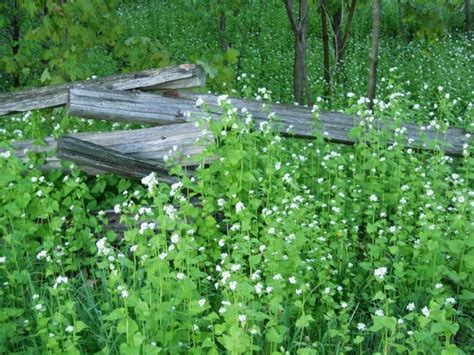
[1,64,470,234]
[0,63,470,184]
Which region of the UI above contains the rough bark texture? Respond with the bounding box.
[328,0,357,65]
[57,136,178,183]
[65,87,469,156]
[320,0,331,98]
[3,123,207,176]
[466,0,473,42]
[0,64,205,116]
[218,2,229,52]
[339,0,357,62]
[284,0,310,105]
[397,0,407,41]
[11,0,21,88]
[367,0,381,111]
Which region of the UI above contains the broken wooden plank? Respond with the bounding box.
[66,87,470,156]
[57,136,179,183]
[1,123,207,176]
[67,86,189,125]
[0,64,205,116]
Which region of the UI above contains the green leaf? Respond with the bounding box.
[196,60,217,79]
[40,68,51,83]
[370,316,397,333]
[105,308,126,321]
[265,327,283,344]
[295,314,314,328]
[117,317,138,335]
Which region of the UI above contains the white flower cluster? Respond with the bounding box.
[96,238,111,256]
[374,267,388,280]
[141,172,158,192]
[53,275,68,289]
[139,222,156,235]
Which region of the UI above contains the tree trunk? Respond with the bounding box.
[321,0,331,99]
[367,0,381,111]
[332,9,343,64]
[338,0,357,63]
[11,0,21,88]
[219,7,229,51]
[294,32,306,104]
[284,0,310,105]
[466,0,473,42]
[397,0,407,41]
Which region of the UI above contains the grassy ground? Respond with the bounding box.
[0,1,473,354]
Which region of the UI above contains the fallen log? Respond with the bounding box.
[2,123,206,176]
[0,64,205,116]
[57,136,178,183]
[67,87,470,157]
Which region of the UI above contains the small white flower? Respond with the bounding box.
[217,198,225,207]
[0,151,11,159]
[445,297,456,305]
[255,283,263,294]
[171,233,180,244]
[129,245,138,253]
[369,194,378,202]
[282,173,292,184]
[357,323,366,330]
[35,304,43,311]
[176,272,185,280]
[435,283,443,289]
[229,281,238,291]
[273,274,283,281]
[141,172,158,192]
[421,306,430,317]
[340,302,348,309]
[235,202,245,213]
[406,303,415,311]
[159,252,168,260]
[217,94,229,106]
[65,325,74,333]
[198,299,206,307]
[288,276,297,284]
[121,289,129,298]
[53,276,68,289]
[374,267,388,280]
[0,256,5,263]
[195,97,204,107]
[375,309,384,317]
[238,314,246,323]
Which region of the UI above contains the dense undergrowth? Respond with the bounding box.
[1,94,473,353]
[1,1,474,354]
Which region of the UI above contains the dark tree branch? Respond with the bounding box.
[284,0,299,34]
[368,0,381,111]
[466,0,473,42]
[320,0,331,98]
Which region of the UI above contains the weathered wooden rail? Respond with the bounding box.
[4,123,206,178]
[67,87,468,157]
[0,64,204,116]
[1,63,470,184]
